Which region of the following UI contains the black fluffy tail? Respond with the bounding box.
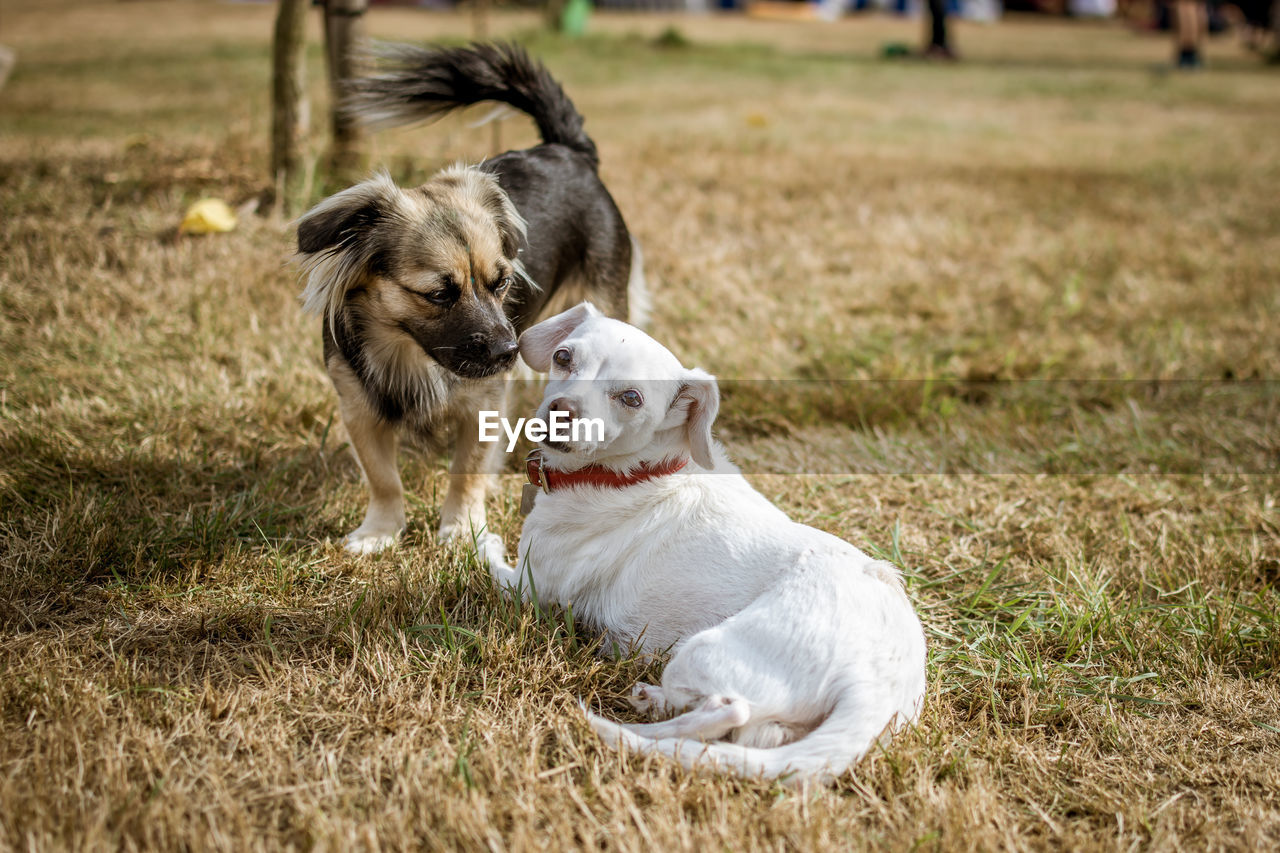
[346,42,598,167]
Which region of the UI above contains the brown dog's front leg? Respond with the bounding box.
[334,367,405,554]
[439,383,508,569]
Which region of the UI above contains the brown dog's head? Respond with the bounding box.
[296,167,527,379]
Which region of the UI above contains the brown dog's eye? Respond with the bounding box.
[492,276,513,295]
[618,389,643,409]
[552,348,571,369]
[410,276,456,306]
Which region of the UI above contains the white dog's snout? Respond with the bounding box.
[546,396,579,421]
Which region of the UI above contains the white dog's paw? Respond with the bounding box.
[440,522,510,573]
[472,531,510,574]
[629,683,668,717]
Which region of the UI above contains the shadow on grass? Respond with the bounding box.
[0,539,658,715]
[0,428,337,617]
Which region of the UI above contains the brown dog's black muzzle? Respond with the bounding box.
[466,328,518,370]
[436,327,519,378]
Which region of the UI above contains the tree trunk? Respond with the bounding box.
[324,0,369,184]
[270,0,310,214]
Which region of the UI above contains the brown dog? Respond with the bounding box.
[294,43,646,560]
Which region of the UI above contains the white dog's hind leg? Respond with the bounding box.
[733,719,810,748]
[628,683,671,718]
[612,695,750,741]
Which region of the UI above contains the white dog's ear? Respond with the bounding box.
[675,368,719,470]
[519,302,602,371]
[295,172,403,323]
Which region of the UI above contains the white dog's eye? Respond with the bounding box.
[552,348,571,369]
[618,389,643,409]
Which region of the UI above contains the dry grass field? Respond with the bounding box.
[2,1,1279,849]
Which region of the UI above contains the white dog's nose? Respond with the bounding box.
[547,396,578,421]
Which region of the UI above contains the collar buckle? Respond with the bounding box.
[525,449,552,494]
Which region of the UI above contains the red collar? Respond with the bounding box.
[525,450,688,493]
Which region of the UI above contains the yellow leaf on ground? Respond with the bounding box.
[180,198,237,235]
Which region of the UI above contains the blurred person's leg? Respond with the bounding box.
[1174,0,1207,66]
[924,0,956,59]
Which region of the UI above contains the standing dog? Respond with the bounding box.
[494,303,927,783]
[294,44,646,558]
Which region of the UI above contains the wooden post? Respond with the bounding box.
[270,0,310,214]
[324,0,369,184]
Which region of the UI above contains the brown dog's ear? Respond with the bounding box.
[296,172,398,255]
[518,302,602,372]
[676,368,719,470]
[296,172,402,322]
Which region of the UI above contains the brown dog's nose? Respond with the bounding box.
[488,338,519,362]
[547,397,578,421]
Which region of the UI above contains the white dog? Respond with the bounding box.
[490,303,927,784]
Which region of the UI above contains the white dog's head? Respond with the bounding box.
[519,303,719,472]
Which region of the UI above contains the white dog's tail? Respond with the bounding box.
[585,690,912,785]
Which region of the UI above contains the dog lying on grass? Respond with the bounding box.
[492,303,927,784]
[293,44,644,561]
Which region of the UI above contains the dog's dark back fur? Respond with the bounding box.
[483,147,628,327]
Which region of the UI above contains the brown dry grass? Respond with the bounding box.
[2,2,1278,850]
